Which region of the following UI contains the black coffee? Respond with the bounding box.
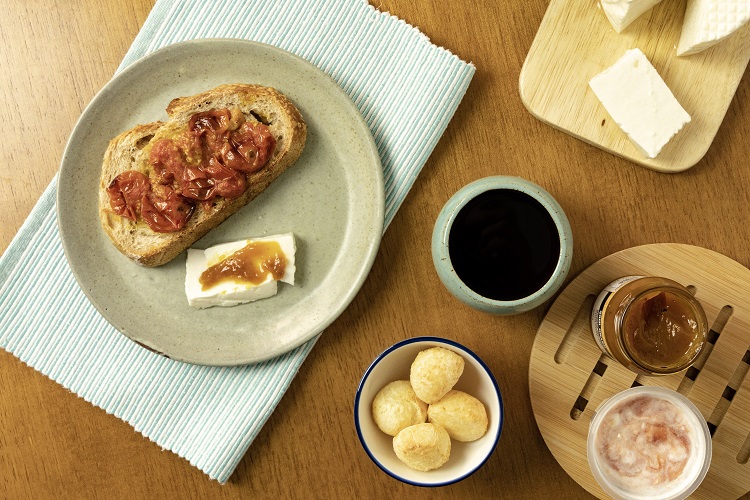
[448,189,561,301]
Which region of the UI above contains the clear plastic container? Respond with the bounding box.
[587,386,712,500]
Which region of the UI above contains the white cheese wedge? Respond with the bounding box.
[600,0,664,33]
[677,0,750,56]
[589,49,691,159]
[185,233,296,309]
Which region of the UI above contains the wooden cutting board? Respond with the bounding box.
[529,244,750,499]
[519,0,750,172]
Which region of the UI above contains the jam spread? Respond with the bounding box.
[106,108,276,233]
[199,240,286,290]
[622,290,703,370]
[592,276,707,375]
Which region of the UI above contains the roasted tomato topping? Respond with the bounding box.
[107,171,194,233]
[231,121,276,173]
[106,108,275,232]
[203,156,246,198]
[189,108,232,135]
[106,170,151,221]
[140,189,195,233]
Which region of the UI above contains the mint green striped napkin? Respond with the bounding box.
[0,0,473,483]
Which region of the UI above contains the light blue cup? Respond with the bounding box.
[431,176,573,315]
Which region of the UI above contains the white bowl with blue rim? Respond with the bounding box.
[354,337,503,486]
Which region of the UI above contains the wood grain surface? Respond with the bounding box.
[2,0,750,498]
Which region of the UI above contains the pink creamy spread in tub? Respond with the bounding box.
[588,387,711,500]
[594,394,696,494]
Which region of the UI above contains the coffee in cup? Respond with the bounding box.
[432,176,573,314]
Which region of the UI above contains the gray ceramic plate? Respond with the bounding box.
[57,39,384,366]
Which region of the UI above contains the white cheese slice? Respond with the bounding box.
[677,0,750,56]
[185,233,296,309]
[600,0,664,33]
[589,49,691,159]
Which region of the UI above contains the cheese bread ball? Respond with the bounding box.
[427,390,489,442]
[371,380,428,436]
[410,347,465,404]
[393,423,451,472]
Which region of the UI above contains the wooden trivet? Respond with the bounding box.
[530,244,750,499]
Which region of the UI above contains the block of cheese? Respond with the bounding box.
[185,234,296,309]
[677,0,750,56]
[589,49,691,159]
[600,0,665,33]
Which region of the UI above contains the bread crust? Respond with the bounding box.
[98,84,307,267]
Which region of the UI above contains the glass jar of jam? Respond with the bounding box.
[591,276,708,375]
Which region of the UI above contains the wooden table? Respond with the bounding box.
[2,1,749,498]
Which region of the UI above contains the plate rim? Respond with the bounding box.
[56,38,385,366]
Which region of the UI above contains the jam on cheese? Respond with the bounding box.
[199,240,286,291]
[184,234,296,309]
[106,108,276,233]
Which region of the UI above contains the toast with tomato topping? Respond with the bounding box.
[98,84,307,267]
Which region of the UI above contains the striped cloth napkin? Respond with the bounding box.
[0,0,473,483]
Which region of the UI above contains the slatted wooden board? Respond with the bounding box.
[529,244,750,499]
[519,0,750,172]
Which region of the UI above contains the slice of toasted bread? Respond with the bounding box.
[98,84,307,267]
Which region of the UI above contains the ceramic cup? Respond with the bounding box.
[431,176,573,315]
